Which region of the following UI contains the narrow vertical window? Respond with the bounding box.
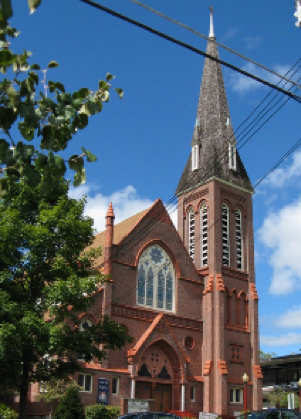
[188,208,195,260]
[222,203,229,266]
[201,202,208,266]
[235,209,243,270]
[192,145,199,171]
[229,143,237,170]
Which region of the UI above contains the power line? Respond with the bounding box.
[95,60,301,272]
[80,0,301,104]
[101,134,301,314]
[129,0,301,92]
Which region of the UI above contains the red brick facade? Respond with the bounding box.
[25,18,262,417]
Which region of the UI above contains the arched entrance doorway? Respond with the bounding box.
[135,341,180,412]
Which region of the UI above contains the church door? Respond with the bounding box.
[154,383,172,412]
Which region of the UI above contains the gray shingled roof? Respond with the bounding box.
[176,36,253,196]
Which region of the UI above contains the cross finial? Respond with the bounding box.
[209,6,215,38]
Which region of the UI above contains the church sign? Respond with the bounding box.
[97,378,109,405]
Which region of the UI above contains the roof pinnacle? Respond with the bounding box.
[209,6,215,38]
[106,202,115,218]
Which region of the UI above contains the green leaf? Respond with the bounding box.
[73,168,86,187]
[106,73,115,82]
[1,0,13,21]
[53,155,66,177]
[0,138,9,161]
[0,177,8,198]
[68,155,84,171]
[28,0,41,14]
[81,147,97,163]
[30,63,40,70]
[98,80,108,90]
[23,164,40,187]
[0,40,8,48]
[29,71,39,85]
[0,49,15,67]
[47,60,59,69]
[35,153,47,170]
[74,88,89,100]
[115,87,123,100]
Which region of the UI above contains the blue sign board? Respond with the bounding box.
[97,378,109,405]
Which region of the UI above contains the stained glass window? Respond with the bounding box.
[137,245,175,312]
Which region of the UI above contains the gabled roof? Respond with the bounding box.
[88,208,149,267]
[176,32,253,196]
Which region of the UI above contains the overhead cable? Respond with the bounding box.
[80,0,301,104]
[129,0,301,92]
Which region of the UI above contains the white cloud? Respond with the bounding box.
[261,333,301,346]
[230,63,295,94]
[263,149,301,188]
[69,184,178,234]
[244,36,261,50]
[223,28,240,41]
[258,197,301,294]
[276,305,301,328]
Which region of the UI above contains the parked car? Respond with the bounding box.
[237,409,301,419]
[118,413,183,419]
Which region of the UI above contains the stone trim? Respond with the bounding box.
[203,360,213,376]
[217,360,228,375]
[216,274,226,292]
[250,283,259,300]
[203,274,214,295]
[253,364,263,379]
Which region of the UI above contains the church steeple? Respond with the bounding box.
[176,11,253,196]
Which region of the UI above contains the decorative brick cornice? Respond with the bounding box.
[250,283,259,300]
[253,364,263,379]
[217,360,228,375]
[203,274,214,295]
[216,274,226,292]
[203,360,213,376]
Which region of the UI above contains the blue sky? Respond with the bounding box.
[10,0,301,355]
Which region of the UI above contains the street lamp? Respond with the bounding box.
[242,373,249,413]
[298,378,301,412]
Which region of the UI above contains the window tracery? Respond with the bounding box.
[137,245,175,311]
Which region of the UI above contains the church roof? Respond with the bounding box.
[88,207,149,267]
[176,23,253,196]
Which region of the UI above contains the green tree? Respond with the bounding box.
[259,350,277,360]
[35,378,81,419]
[0,177,132,419]
[0,0,123,198]
[267,389,300,408]
[54,384,85,419]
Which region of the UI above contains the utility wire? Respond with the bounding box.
[101,134,301,314]
[129,0,301,92]
[80,0,301,104]
[95,60,301,272]
[99,67,301,312]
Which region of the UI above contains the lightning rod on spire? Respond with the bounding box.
[209,6,215,38]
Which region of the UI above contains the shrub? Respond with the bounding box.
[85,404,120,419]
[54,385,85,419]
[0,404,18,419]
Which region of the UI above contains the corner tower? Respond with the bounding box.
[176,10,262,416]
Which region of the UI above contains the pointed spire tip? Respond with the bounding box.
[209,6,215,38]
[106,202,115,218]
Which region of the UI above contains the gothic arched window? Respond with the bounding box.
[137,245,175,312]
[235,209,243,270]
[188,208,195,260]
[229,143,237,170]
[200,202,208,266]
[222,203,230,266]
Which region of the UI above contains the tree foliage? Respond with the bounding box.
[260,350,277,360]
[0,177,132,418]
[85,404,120,419]
[0,0,123,197]
[54,385,85,419]
[267,389,300,408]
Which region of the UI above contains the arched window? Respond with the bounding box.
[188,208,195,260]
[137,245,175,312]
[229,143,237,170]
[235,209,243,270]
[222,203,230,266]
[200,202,208,266]
[78,319,92,361]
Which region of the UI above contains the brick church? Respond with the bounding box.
[29,12,263,417]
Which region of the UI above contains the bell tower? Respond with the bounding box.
[176,9,262,416]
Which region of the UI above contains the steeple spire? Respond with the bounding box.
[176,12,253,196]
[209,7,215,38]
